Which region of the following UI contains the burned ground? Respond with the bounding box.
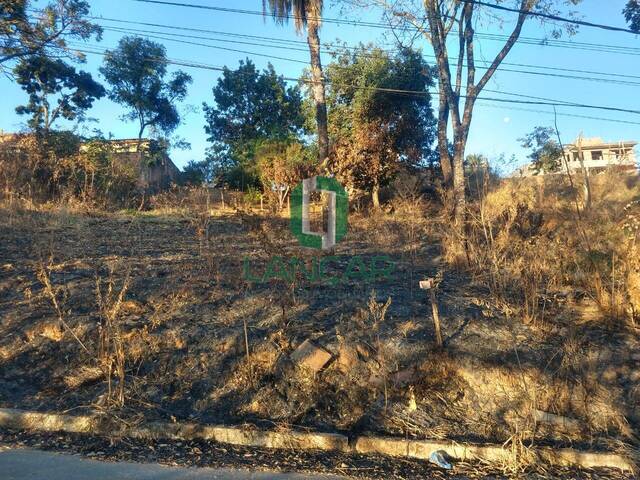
[0,200,639,474]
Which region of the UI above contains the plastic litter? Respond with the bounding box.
[429,450,453,470]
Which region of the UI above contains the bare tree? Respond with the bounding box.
[350,0,582,223]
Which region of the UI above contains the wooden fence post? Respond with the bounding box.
[420,278,443,347]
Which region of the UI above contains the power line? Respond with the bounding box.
[101,25,312,64]
[97,23,640,88]
[92,13,640,66]
[475,102,640,127]
[68,42,640,124]
[129,0,640,56]
[98,20,640,80]
[95,25,640,115]
[464,0,639,35]
[131,0,389,28]
[81,44,640,126]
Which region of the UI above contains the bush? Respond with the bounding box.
[0,131,139,209]
[450,170,640,328]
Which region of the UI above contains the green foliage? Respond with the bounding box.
[14,55,105,131]
[202,59,305,187]
[220,162,262,191]
[519,126,563,174]
[42,129,82,157]
[181,160,206,185]
[256,139,317,209]
[624,0,640,32]
[0,1,101,72]
[325,45,436,199]
[242,186,263,204]
[100,36,192,139]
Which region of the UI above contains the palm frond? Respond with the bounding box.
[262,0,323,32]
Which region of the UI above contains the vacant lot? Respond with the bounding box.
[0,191,639,470]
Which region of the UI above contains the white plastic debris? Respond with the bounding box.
[429,450,453,470]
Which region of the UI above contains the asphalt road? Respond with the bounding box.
[0,447,345,480]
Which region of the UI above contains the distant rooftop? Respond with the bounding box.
[564,137,637,149]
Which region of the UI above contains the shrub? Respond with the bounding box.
[0,131,139,209]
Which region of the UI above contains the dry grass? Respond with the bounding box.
[0,172,639,474]
[447,169,640,330]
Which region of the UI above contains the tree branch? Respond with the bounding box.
[475,0,531,94]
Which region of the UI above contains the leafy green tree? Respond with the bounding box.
[256,140,316,210]
[326,45,436,207]
[203,59,305,189]
[14,55,105,132]
[1,1,101,73]
[100,36,192,144]
[181,160,206,185]
[624,0,640,32]
[263,0,329,168]
[519,127,563,174]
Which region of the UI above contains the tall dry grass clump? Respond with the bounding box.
[446,167,640,329]
[0,132,139,210]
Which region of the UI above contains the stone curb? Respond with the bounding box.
[0,408,634,472]
[126,421,349,452]
[0,408,348,453]
[0,408,97,434]
[355,436,636,472]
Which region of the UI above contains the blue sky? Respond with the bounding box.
[0,0,638,172]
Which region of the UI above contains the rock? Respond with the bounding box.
[290,339,332,373]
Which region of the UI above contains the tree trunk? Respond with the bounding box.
[137,124,145,153]
[306,16,329,171]
[372,183,381,209]
[576,134,592,211]
[437,79,453,185]
[452,101,475,225]
[452,145,466,224]
[42,98,50,135]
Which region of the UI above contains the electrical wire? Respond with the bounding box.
[97,23,640,88]
[94,26,640,115]
[462,0,639,35]
[129,0,640,56]
[67,42,640,125]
